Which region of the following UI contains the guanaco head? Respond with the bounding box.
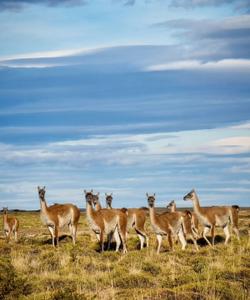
[38,186,46,201]
[166,200,175,210]
[84,189,94,204]
[105,193,113,208]
[146,193,156,208]
[2,207,8,214]
[183,189,195,201]
[92,192,100,207]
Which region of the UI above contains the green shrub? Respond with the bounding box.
[0,257,32,300]
[52,287,86,300]
[114,273,154,288]
[142,261,161,276]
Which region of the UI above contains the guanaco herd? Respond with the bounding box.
[2,187,240,254]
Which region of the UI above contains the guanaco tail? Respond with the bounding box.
[183,189,240,246]
[147,193,187,253]
[38,186,80,247]
[2,207,19,242]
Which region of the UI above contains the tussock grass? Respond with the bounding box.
[0,210,249,299]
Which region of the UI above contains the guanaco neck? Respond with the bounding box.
[86,201,96,219]
[106,201,112,209]
[149,204,158,225]
[40,196,48,214]
[3,211,8,223]
[95,201,102,211]
[192,192,202,214]
[171,203,176,212]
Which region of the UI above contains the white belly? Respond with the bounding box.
[40,213,54,226]
[58,213,72,228]
[152,224,166,235]
[4,223,10,232]
[215,214,229,227]
[104,217,118,234]
[87,215,101,232]
[197,213,210,226]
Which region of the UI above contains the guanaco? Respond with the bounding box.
[38,186,80,246]
[2,207,19,242]
[106,194,149,250]
[147,193,187,253]
[166,200,199,250]
[183,189,240,246]
[85,190,127,253]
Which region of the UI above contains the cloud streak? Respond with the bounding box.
[1,123,250,209]
[170,0,250,12]
[145,58,250,72]
[1,123,249,166]
[154,15,250,60]
[0,0,86,12]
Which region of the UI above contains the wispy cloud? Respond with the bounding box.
[170,0,250,12]
[145,58,250,72]
[0,0,87,12]
[1,123,249,166]
[154,15,250,60]
[0,122,175,135]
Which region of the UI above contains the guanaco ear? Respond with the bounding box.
[37,186,40,191]
[91,189,93,193]
[105,193,107,196]
[153,193,156,197]
[146,193,149,197]
[84,190,87,194]
[43,186,46,190]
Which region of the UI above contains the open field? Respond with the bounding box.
[0,209,249,300]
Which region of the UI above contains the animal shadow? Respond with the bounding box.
[196,235,224,247]
[42,234,72,245]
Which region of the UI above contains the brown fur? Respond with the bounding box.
[147,194,187,253]
[166,200,199,250]
[183,189,240,246]
[167,200,200,238]
[85,191,127,253]
[106,195,149,249]
[3,208,19,242]
[38,186,80,247]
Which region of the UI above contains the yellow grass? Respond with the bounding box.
[0,209,249,300]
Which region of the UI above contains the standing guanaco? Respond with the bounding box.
[2,207,19,242]
[106,194,149,249]
[166,200,199,250]
[147,193,187,253]
[183,189,240,246]
[38,186,80,246]
[85,190,127,253]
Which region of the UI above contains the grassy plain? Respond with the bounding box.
[0,208,249,300]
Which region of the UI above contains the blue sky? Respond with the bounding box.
[0,0,249,210]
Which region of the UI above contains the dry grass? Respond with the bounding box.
[0,209,249,300]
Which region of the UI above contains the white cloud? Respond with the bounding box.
[211,136,250,154]
[144,59,250,72]
[0,63,63,68]
[0,47,101,61]
[0,121,249,167]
